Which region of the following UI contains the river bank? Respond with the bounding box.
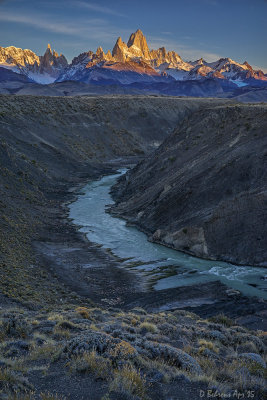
[33,163,266,331]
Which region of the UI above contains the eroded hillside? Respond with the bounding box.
[111,104,267,266]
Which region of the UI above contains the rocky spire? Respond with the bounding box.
[40,44,68,75]
[105,50,114,61]
[127,29,151,59]
[95,46,105,60]
[112,37,127,62]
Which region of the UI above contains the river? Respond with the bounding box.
[69,169,267,300]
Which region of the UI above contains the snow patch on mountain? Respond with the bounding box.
[230,79,248,87]
[27,72,56,84]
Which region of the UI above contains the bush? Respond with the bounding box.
[198,339,219,354]
[109,341,137,361]
[75,307,91,319]
[208,314,234,327]
[109,365,147,399]
[70,350,111,379]
[139,322,158,334]
[0,315,30,340]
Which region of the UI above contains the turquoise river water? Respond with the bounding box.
[69,170,267,300]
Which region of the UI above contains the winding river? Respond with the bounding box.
[69,169,267,300]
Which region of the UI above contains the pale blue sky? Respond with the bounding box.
[0,0,266,71]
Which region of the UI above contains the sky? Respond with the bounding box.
[0,0,266,72]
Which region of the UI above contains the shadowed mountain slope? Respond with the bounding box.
[111,104,267,266]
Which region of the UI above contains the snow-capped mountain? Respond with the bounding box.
[0,29,266,88]
[0,44,68,84]
[57,30,173,84]
[57,29,266,86]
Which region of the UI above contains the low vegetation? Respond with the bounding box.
[0,307,265,399]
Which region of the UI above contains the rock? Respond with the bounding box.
[226,289,240,297]
[35,337,47,346]
[153,226,208,258]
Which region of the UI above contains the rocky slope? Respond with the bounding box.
[111,104,267,266]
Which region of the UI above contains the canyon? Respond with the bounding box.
[0,92,266,398]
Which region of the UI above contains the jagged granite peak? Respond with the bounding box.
[96,46,103,55]
[192,58,205,66]
[150,47,185,69]
[150,47,168,66]
[127,29,151,59]
[112,37,128,62]
[105,50,113,61]
[39,44,68,77]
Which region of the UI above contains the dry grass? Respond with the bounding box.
[7,391,35,400]
[75,307,91,319]
[109,365,147,399]
[139,322,158,333]
[208,314,234,327]
[29,342,61,362]
[198,339,219,354]
[110,340,137,360]
[69,350,111,380]
[40,393,66,400]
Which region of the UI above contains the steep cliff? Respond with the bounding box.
[111,104,267,266]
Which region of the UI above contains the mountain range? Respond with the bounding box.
[0,29,267,97]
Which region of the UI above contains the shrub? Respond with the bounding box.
[198,339,219,354]
[139,322,158,334]
[109,340,137,361]
[0,315,30,339]
[0,367,32,394]
[7,391,35,400]
[208,314,234,327]
[75,307,91,319]
[109,365,147,399]
[30,342,61,362]
[70,350,111,379]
